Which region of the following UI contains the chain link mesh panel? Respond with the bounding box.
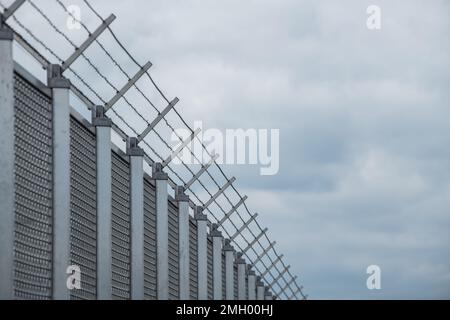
[111,152,131,299]
[69,117,97,300]
[207,237,213,300]
[13,73,53,300]
[143,178,157,300]
[168,201,180,300]
[189,218,198,300]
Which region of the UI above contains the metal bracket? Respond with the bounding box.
[92,105,112,127]
[175,186,189,203]
[137,97,179,142]
[62,14,116,71]
[104,61,152,111]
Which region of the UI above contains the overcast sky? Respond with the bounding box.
[6,0,450,299]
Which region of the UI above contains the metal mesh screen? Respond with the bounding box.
[189,218,198,300]
[13,73,53,300]
[222,253,226,299]
[111,152,131,299]
[233,264,238,300]
[69,117,97,300]
[168,200,180,300]
[143,178,157,300]
[207,237,213,300]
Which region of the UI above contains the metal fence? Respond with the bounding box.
[0,0,306,300]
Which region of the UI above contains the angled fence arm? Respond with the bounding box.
[217,196,248,227]
[204,177,236,209]
[61,14,116,71]
[137,97,179,142]
[252,242,277,266]
[162,128,201,167]
[184,154,219,190]
[242,228,268,255]
[1,0,25,21]
[104,61,152,111]
[260,255,284,279]
[230,213,258,241]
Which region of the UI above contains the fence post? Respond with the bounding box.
[0,22,14,300]
[237,253,247,300]
[92,106,112,300]
[256,277,265,300]
[48,64,71,300]
[153,163,169,300]
[175,186,190,300]
[195,206,208,300]
[248,270,256,300]
[265,287,273,300]
[127,137,144,300]
[210,224,223,300]
[223,240,235,300]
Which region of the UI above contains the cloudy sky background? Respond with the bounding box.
[5,0,450,299]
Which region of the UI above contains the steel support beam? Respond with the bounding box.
[62,14,116,71]
[104,61,152,111]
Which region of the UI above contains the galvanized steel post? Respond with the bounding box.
[247,270,256,300]
[210,224,223,300]
[48,64,71,300]
[175,186,190,300]
[256,277,265,300]
[236,253,247,300]
[92,106,112,300]
[0,21,14,300]
[223,239,235,300]
[195,206,208,300]
[127,137,144,300]
[153,163,169,300]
